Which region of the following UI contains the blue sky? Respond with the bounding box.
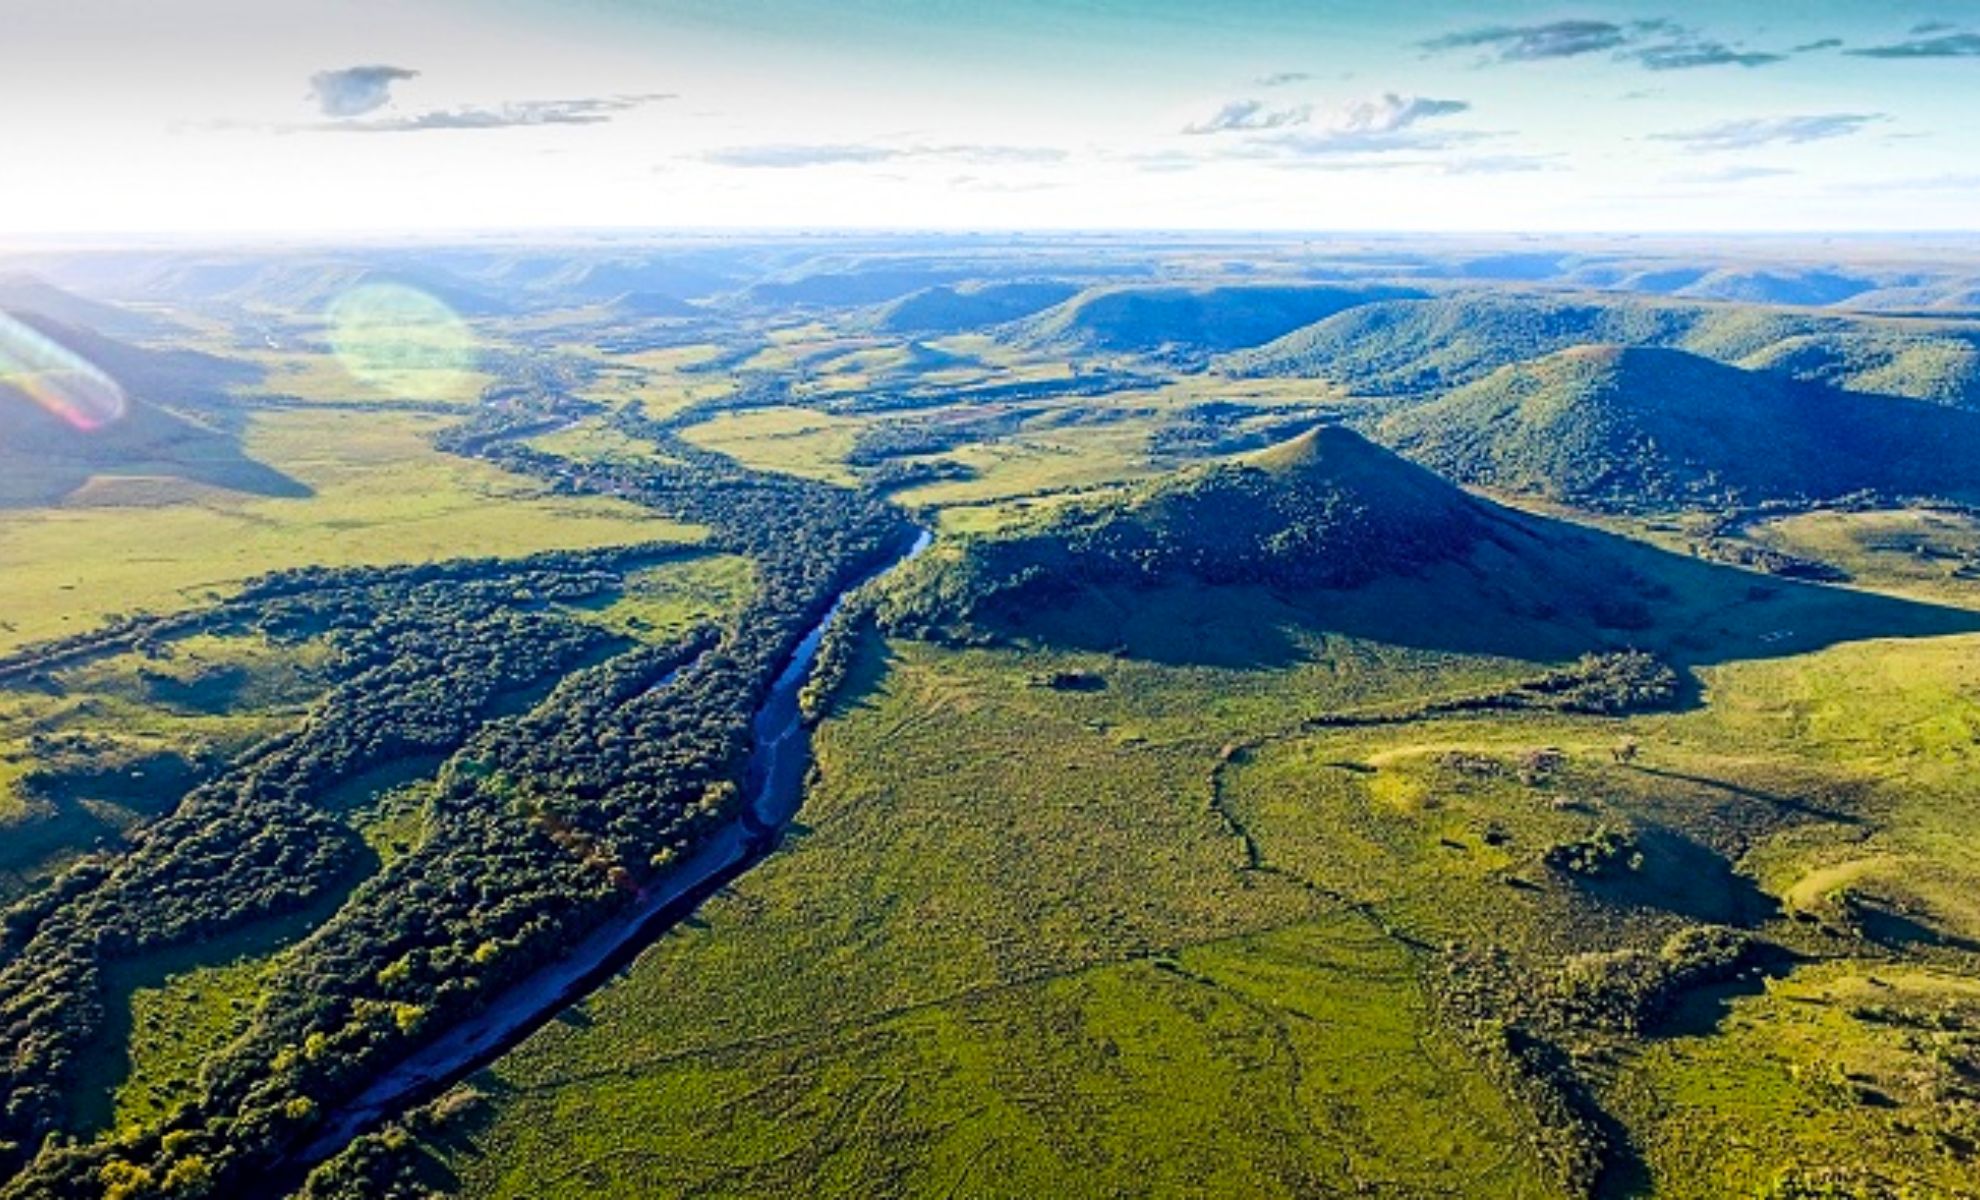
[6,0,1979,234]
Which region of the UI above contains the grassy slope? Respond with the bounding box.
[410,405,1980,1198]
[426,581,1980,1197]
[0,632,326,898]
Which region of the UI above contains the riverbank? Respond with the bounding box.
[295,527,932,1168]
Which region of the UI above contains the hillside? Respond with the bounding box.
[875,424,1695,655]
[1224,295,1706,393]
[1011,282,1421,357]
[1736,327,1980,406]
[604,291,701,319]
[0,380,306,507]
[0,274,167,339]
[1379,345,1980,511]
[1226,292,1980,406]
[3,310,257,409]
[870,280,1081,334]
[0,312,301,505]
[1673,268,1876,308]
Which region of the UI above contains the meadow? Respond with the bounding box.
[0,406,694,657]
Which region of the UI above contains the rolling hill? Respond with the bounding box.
[1224,294,1706,394]
[1672,268,1877,308]
[872,423,1716,661]
[880,425,1491,631]
[0,274,169,339]
[1378,345,1980,511]
[1011,282,1423,357]
[869,280,1082,334]
[0,379,307,507]
[1225,292,1980,407]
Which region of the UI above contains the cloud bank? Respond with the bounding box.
[1650,113,1884,152]
[1182,99,1312,135]
[309,65,419,117]
[320,93,674,133]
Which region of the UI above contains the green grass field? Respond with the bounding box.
[417,632,1560,1198]
[403,522,1980,1198]
[0,406,695,656]
[14,268,1980,1200]
[0,632,326,898]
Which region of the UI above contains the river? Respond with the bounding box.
[295,526,932,1168]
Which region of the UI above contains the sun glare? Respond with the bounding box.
[0,312,127,432]
[326,283,477,403]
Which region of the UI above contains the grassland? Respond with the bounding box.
[561,553,755,642]
[14,246,1980,1199]
[238,348,493,409]
[75,865,379,1137]
[416,631,1560,1199]
[398,498,1980,1199]
[0,631,328,898]
[1746,507,1980,599]
[678,406,867,484]
[0,406,695,656]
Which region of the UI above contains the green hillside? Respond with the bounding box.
[871,279,1082,334]
[1378,345,1980,512]
[0,275,167,339]
[1012,282,1421,357]
[878,424,1724,667]
[1674,267,1875,307]
[1226,293,1980,406]
[0,312,302,505]
[882,426,1489,633]
[1384,342,1980,509]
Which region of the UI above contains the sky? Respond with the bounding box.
[6,0,1980,236]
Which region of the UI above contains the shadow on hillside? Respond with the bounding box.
[972,503,1980,671]
[0,394,313,508]
[1573,828,1778,927]
[1626,765,1862,827]
[1652,953,1798,1041]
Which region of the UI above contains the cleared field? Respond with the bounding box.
[563,553,755,641]
[678,405,867,484]
[0,406,696,656]
[74,869,376,1138]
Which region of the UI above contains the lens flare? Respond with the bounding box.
[0,313,128,432]
[326,284,477,403]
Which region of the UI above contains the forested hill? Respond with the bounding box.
[1378,345,1980,512]
[878,425,1510,637]
[1224,292,1980,407]
[869,280,1082,335]
[1010,282,1423,357]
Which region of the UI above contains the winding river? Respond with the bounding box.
[297,527,933,1167]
